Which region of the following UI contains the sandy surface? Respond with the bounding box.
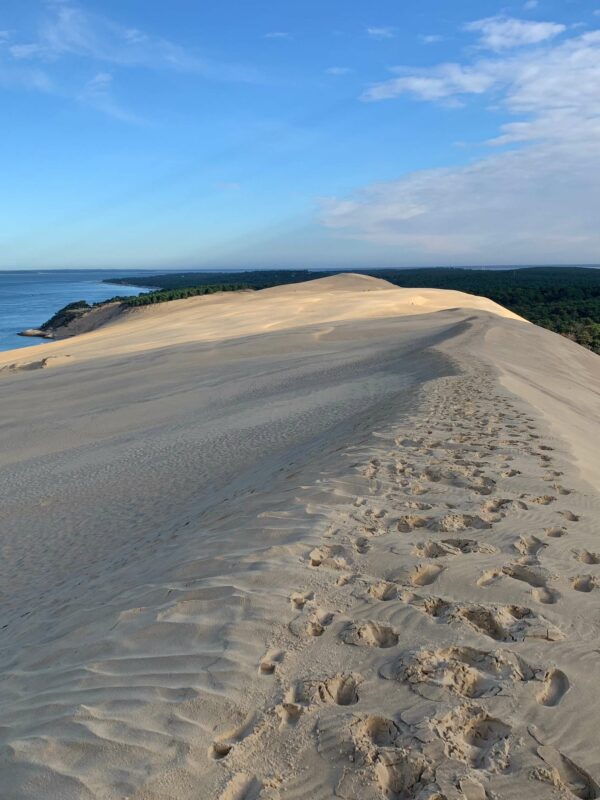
[1,274,599,800]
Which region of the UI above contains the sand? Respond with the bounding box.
[1,274,599,800]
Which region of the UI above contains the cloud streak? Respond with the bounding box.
[367,26,395,40]
[464,15,565,51]
[0,1,260,122]
[322,17,600,263]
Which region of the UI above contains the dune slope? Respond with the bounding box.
[0,274,599,800]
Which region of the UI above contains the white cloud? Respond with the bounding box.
[464,15,565,51]
[0,2,259,122]
[322,20,600,263]
[326,66,352,75]
[363,63,498,103]
[8,43,41,59]
[362,27,600,146]
[264,32,289,39]
[367,27,395,40]
[421,34,444,44]
[77,71,140,123]
[321,141,600,262]
[523,0,538,10]
[41,4,257,81]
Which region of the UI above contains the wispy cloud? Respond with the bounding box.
[321,140,600,262]
[0,61,53,92]
[420,34,444,44]
[0,2,260,122]
[523,0,538,10]
[362,25,600,145]
[77,71,142,123]
[367,27,395,40]
[326,66,352,76]
[264,32,289,39]
[8,43,42,59]
[464,15,566,51]
[322,17,600,263]
[36,3,258,81]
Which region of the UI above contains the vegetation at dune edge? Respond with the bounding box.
[40,267,600,354]
[39,284,247,331]
[107,267,600,354]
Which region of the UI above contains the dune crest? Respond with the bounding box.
[0,275,599,799]
[0,273,524,370]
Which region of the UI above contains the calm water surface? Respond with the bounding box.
[0,270,158,352]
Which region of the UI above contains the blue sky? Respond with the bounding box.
[1,0,599,269]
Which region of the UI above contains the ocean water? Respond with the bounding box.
[0,270,157,352]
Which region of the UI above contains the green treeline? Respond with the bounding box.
[39,284,246,331]
[109,267,600,354]
[119,283,247,306]
[43,268,600,354]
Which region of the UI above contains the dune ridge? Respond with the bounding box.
[0,275,599,800]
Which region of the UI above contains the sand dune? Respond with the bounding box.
[1,274,599,800]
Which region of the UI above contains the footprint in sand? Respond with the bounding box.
[477,569,502,587]
[546,526,568,538]
[403,500,432,510]
[515,535,547,556]
[218,774,262,800]
[316,673,361,705]
[433,705,511,771]
[368,581,397,601]
[496,564,559,605]
[532,586,559,604]
[343,621,399,648]
[290,590,313,609]
[386,645,534,699]
[502,563,549,589]
[353,536,370,554]
[455,602,563,642]
[529,495,556,505]
[208,713,256,760]
[572,575,597,593]
[406,593,563,642]
[397,515,433,532]
[559,510,580,522]
[276,682,306,726]
[410,563,444,587]
[304,607,334,637]
[258,649,284,675]
[415,538,494,559]
[352,716,433,799]
[309,544,349,570]
[536,745,600,799]
[576,550,600,565]
[468,477,496,495]
[536,668,569,707]
[437,512,492,532]
[209,741,233,760]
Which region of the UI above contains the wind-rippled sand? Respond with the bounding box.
[1,275,599,799]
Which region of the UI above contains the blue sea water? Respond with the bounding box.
[0,269,159,352]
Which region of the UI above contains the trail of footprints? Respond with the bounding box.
[216,370,599,799]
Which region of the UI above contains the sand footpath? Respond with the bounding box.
[0,275,599,799]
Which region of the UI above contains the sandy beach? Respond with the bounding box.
[1,274,600,800]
